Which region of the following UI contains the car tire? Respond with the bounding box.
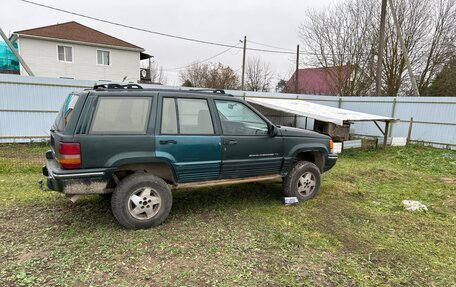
[283,161,321,201]
[111,173,172,230]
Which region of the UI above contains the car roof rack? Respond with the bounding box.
[188,88,226,94]
[93,83,143,90]
[88,84,234,97]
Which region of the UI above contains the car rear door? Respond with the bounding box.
[155,95,221,183]
[214,99,283,178]
[74,93,157,169]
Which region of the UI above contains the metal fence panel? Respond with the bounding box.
[1,74,455,147]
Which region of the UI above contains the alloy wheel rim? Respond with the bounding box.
[297,172,316,196]
[128,187,161,220]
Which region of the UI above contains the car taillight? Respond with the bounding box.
[58,142,81,169]
[329,138,334,153]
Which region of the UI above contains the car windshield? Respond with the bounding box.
[54,94,79,132]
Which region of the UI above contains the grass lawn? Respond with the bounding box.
[0,145,455,286]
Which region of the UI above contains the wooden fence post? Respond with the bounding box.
[406,117,414,145]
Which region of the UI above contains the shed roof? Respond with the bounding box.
[15,21,143,51]
[246,97,395,126]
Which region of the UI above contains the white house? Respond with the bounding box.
[10,21,148,82]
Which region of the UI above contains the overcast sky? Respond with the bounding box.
[2,0,342,86]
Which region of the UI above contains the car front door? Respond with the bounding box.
[214,99,283,179]
[155,96,221,183]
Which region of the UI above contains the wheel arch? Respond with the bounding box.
[110,161,177,187]
[294,150,325,173]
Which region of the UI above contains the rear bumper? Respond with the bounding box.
[324,154,338,172]
[43,158,114,194]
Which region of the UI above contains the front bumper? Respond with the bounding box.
[43,158,114,194]
[324,154,338,172]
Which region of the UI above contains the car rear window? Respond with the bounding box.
[54,94,79,132]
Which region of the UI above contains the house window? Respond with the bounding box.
[57,45,73,62]
[97,50,110,65]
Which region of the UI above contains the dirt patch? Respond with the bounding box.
[15,250,50,262]
[359,168,402,180]
[309,200,375,254]
[441,176,456,184]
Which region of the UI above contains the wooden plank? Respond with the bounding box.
[383,121,389,149]
[407,117,414,145]
[174,175,281,190]
[373,121,385,136]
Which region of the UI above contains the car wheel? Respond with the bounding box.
[111,173,172,230]
[283,161,321,201]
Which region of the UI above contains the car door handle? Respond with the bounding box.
[223,140,238,145]
[159,140,177,145]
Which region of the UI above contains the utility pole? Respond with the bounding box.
[387,0,420,96]
[375,0,387,96]
[241,36,247,91]
[0,28,34,76]
[295,44,300,94]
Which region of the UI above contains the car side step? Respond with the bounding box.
[174,174,282,190]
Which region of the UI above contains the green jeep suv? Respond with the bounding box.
[43,84,337,229]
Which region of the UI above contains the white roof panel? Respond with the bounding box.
[246,97,395,126]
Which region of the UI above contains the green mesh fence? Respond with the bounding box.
[0,41,19,71]
[0,143,48,173]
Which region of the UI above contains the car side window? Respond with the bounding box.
[177,98,214,134]
[215,100,268,135]
[90,97,151,134]
[161,97,214,135]
[161,98,178,134]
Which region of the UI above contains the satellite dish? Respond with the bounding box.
[141,69,147,78]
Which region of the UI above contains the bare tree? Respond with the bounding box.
[298,0,456,96]
[299,0,378,96]
[414,0,455,95]
[382,0,455,96]
[179,62,239,89]
[245,57,274,92]
[178,62,209,88]
[150,63,167,84]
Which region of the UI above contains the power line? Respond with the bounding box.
[163,42,242,71]
[249,40,295,52]
[17,0,297,55]
[16,0,378,59]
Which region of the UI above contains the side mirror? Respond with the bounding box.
[269,125,278,137]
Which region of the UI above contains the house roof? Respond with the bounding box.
[15,21,143,51]
[284,66,352,95]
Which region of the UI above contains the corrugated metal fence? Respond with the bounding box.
[0,74,95,143]
[1,74,455,148]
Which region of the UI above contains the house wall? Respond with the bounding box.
[17,37,140,82]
